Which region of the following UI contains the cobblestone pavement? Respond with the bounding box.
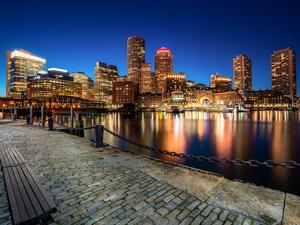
[0,122,264,225]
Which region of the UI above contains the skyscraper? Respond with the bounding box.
[94,62,118,103]
[140,63,153,94]
[6,49,46,98]
[233,55,252,91]
[271,48,296,98]
[155,47,173,74]
[127,36,145,84]
[70,72,89,99]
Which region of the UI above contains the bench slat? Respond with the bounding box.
[3,169,21,224]
[12,166,37,219]
[16,166,44,216]
[0,147,26,167]
[5,167,29,224]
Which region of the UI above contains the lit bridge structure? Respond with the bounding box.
[0,96,107,116]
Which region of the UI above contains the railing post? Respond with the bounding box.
[95,125,104,148]
[13,107,17,121]
[41,105,44,127]
[70,106,73,128]
[29,105,33,125]
[48,117,53,130]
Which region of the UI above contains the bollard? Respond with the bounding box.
[48,117,54,130]
[29,106,33,125]
[26,115,30,124]
[94,125,104,148]
[79,119,84,138]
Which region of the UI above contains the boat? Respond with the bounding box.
[206,105,233,113]
[236,105,250,112]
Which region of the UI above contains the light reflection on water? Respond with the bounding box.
[56,111,300,195]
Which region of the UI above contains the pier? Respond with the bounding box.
[0,120,299,225]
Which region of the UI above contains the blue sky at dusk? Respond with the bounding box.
[0,0,299,96]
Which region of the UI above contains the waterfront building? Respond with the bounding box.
[127,36,145,85]
[137,93,162,109]
[70,72,89,99]
[27,68,81,98]
[271,48,296,99]
[248,90,292,109]
[140,63,153,94]
[164,73,187,98]
[233,55,252,91]
[155,47,173,74]
[185,87,212,106]
[6,49,46,98]
[210,73,232,92]
[214,90,244,105]
[112,80,138,107]
[94,62,118,104]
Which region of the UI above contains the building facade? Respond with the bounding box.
[155,47,173,74]
[210,73,232,92]
[140,63,153,94]
[233,55,252,91]
[112,80,138,107]
[70,72,89,99]
[94,62,118,103]
[154,73,167,94]
[214,90,244,105]
[127,36,145,85]
[27,69,81,98]
[271,48,296,98]
[6,49,46,98]
[164,73,187,98]
[248,90,292,109]
[137,93,162,109]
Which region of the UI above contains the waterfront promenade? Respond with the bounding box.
[0,120,299,225]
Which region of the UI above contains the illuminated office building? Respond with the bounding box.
[233,55,252,91]
[6,49,46,98]
[127,36,145,84]
[155,47,173,74]
[210,73,232,92]
[271,48,296,98]
[94,62,118,103]
[112,80,138,107]
[27,68,81,98]
[70,72,89,99]
[140,63,153,94]
[164,73,187,97]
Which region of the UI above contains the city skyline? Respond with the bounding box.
[0,0,300,96]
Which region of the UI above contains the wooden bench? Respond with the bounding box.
[0,147,57,225]
[0,146,26,167]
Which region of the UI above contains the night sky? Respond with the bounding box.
[0,0,299,96]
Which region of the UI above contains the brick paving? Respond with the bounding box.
[0,122,264,225]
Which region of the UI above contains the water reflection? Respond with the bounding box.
[56,110,300,195]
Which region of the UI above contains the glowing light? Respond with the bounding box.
[11,50,46,63]
[48,68,68,73]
